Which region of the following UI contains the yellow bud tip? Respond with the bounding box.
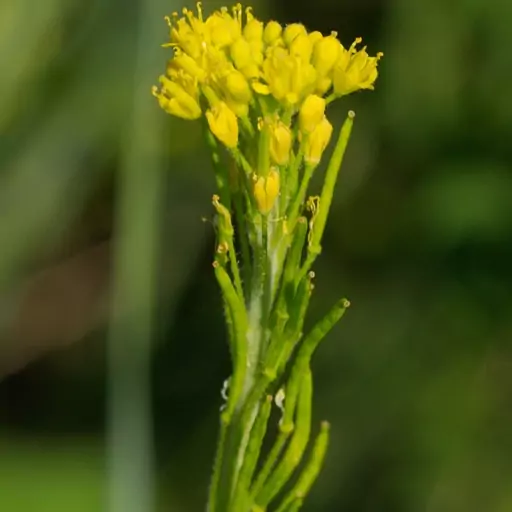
[348,110,356,119]
[253,169,280,214]
[342,298,351,308]
[299,94,326,133]
[320,421,331,431]
[212,261,219,268]
[206,102,239,148]
[308,271,315,279]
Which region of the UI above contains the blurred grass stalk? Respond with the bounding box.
[106,0,172,511]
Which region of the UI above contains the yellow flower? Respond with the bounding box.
[315,76,332,96]
[289,33,313,62]
[254,46,317,105]
[226,100,249,118]
[312,34,342,76]
[269,120,292,165]
[283,23,307,46]
[263,21,282,45]
[152,76,202,120]
[167,12,205,59]
[299,94,326,133]
[249,39,264,65]
[243,9,263,41]
[205,9,241,48]
[230,37,253,70]
[166,63,200,99]
[308,31,323,46]
[253,168,280,214]
[172,49,207,82]
[206,102,239,148]
[303,116,333,165]
[156,2,382,138]
[223,69,252,103]
[239,63,260,80]
[333,38,383,96]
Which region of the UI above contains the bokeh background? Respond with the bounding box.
[1,0,511,510]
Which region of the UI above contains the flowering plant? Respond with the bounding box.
[153,3,382,511]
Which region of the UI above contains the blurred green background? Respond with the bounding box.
[1,0,511,510]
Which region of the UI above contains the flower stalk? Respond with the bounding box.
[152,3,382,511]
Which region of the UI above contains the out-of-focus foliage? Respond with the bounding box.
[0,0,511,511]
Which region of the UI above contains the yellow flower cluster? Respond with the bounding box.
[152,3,382,214]
[153,3,382,128]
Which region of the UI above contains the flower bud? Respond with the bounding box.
[153,77,202,120]
[312,35,342,76]
[299,94,326,133]
[206,102,239,148]
[308,31,323,46]
[226,99,249,118]
[315,76,332,96]
[244,18,263,41]
[249,39,264,64]
[290,34,313,62]
[206,12,241,48]
[224,70,252,103]
[263,21,282,45]
[241,63,261,80]
[173,51,206,82]
[303,116,333,165]
[269,121,292,165]
[283,23,307,46]
[230,38,252,70]
[253,169,280,214]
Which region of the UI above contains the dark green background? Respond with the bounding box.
[1,0,511,510]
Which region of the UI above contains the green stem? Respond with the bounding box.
[220,220,266,510]
[233,188,252,296]
[208,419,228,512]
[300,110,355,278]
[230,395,273,511]
[266,271,312,377]
[258,118,271,178]
[254,369,313,508]
[282,298,349,429]
[274,422,331,512]
[260,215,271,355]
[214,263,248,425]
[206,129,231,209]
[249,431,288,500]
[287,163,316,232]
[212,196,244,303]
[285,147,303,211]
[282,498,304,512]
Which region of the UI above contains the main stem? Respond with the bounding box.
[209,211,283,512]
[231,213,269,496]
